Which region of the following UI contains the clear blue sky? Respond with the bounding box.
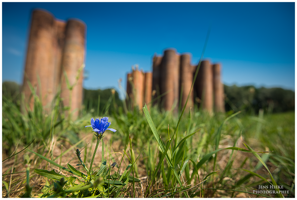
[2,2,295,99]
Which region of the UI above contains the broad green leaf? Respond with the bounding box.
[3,181,9,193]
[67,164,86,178]
[34,169,66,181]
[122,176,140,183]
[65,183,93,193]
[104,180,124,185]
[96,161,107,176]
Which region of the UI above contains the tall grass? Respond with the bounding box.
[111,103,294,197]
[2,89,294,197]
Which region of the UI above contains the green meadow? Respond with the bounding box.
[2,79,295,197]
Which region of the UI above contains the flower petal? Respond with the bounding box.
[85,125,92,127]
[107,128,116,132]
[103,121,110,132]
[91,118,95,127]
[102,117,108,122]
[99,118,105,132]
[93,128,100,133]
[95,118,100,129]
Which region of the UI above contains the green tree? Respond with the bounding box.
[2,81,21,107]
[83,88,123,115]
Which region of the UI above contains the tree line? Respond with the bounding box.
[2,81,294,115]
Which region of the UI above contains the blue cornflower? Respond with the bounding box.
[85,117,116,135]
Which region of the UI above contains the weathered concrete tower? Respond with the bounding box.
[131,69,144,110]
[160,49,180,113]
[212,63,225,113]
[144,72,152,110]
[126,72,132,108]
[126,69,152,110]
[22,9,86,118]
[194,60,213,114]
[179,53,194,111]
[152,55,162,106]
[22,9,56,112]
[53,20,66,91]
[60,19,86,119]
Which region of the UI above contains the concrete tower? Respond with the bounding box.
[179,53,194,111]
[160,49,180,113]
[213,63,225,113]
[194,60,213,114]
[144,72,152,110]
[60,19,86,119]
[22,9,56,112]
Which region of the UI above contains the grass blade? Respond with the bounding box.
[143,105,186,194]
[196,147,250,170]
[2,139,35,163]
[244,143,284,198]
[28,149,71,173]
[213,111,241,172]
[241,169,270,182]
[53,136,87,162]
[203,171,217,181]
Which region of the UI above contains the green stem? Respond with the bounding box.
[102,139,104,161]
[26,165,30,186]
[89,136,101,176]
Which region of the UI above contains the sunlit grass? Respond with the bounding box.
[2,91,295,197]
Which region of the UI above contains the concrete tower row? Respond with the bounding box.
[126,49,225,114]
[21,9,86,119]
[126,66,153,110]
